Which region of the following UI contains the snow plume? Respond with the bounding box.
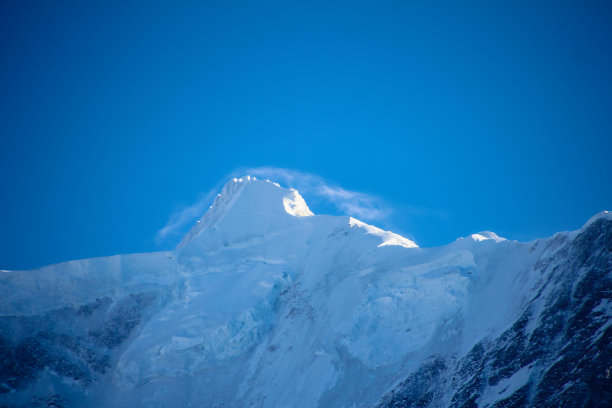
[245,167,390,221]
[154,167,391,247]
[154,181,226,246]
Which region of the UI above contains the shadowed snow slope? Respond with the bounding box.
[0,179,609,408]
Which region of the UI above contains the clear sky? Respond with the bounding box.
[1,1,611,270]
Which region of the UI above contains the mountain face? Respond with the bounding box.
[1,177,610,408]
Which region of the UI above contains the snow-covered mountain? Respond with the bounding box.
[1,177,610,407]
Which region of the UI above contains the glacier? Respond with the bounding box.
[1,176,610,407]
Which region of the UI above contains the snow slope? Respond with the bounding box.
[0,178,609,408]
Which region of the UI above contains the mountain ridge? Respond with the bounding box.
[0,177,609,407]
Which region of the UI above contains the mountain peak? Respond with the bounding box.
[582,210,611,229]
[179,176,312,247]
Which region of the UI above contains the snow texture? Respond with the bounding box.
[1,177,610,408]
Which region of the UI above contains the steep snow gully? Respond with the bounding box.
[1,177,610,407]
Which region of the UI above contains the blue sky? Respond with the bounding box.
[1,1,611,270]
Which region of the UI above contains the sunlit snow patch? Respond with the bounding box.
[282,188,314,217]
[349,217,417,248]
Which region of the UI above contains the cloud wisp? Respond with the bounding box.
[246,167,390,221]
[154,167,392,247]
[153,180,226,246]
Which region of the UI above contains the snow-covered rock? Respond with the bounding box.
[1,177,610,407]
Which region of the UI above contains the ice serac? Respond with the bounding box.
[0,176,609,408]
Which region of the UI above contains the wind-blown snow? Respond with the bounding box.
[0,176,608,408]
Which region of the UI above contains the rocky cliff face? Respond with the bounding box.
[378,215,611,408]
[1,178,609,407]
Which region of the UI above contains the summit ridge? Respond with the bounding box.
[0,175,610,408]
[179,176,312,247]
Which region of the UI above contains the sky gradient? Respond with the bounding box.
[1,1,611,270]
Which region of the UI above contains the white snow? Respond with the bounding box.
[467,231,506,242]
[478,365,532,406]
[282,188,314,217]
[0,175,607,408]
[349,217,418,248]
